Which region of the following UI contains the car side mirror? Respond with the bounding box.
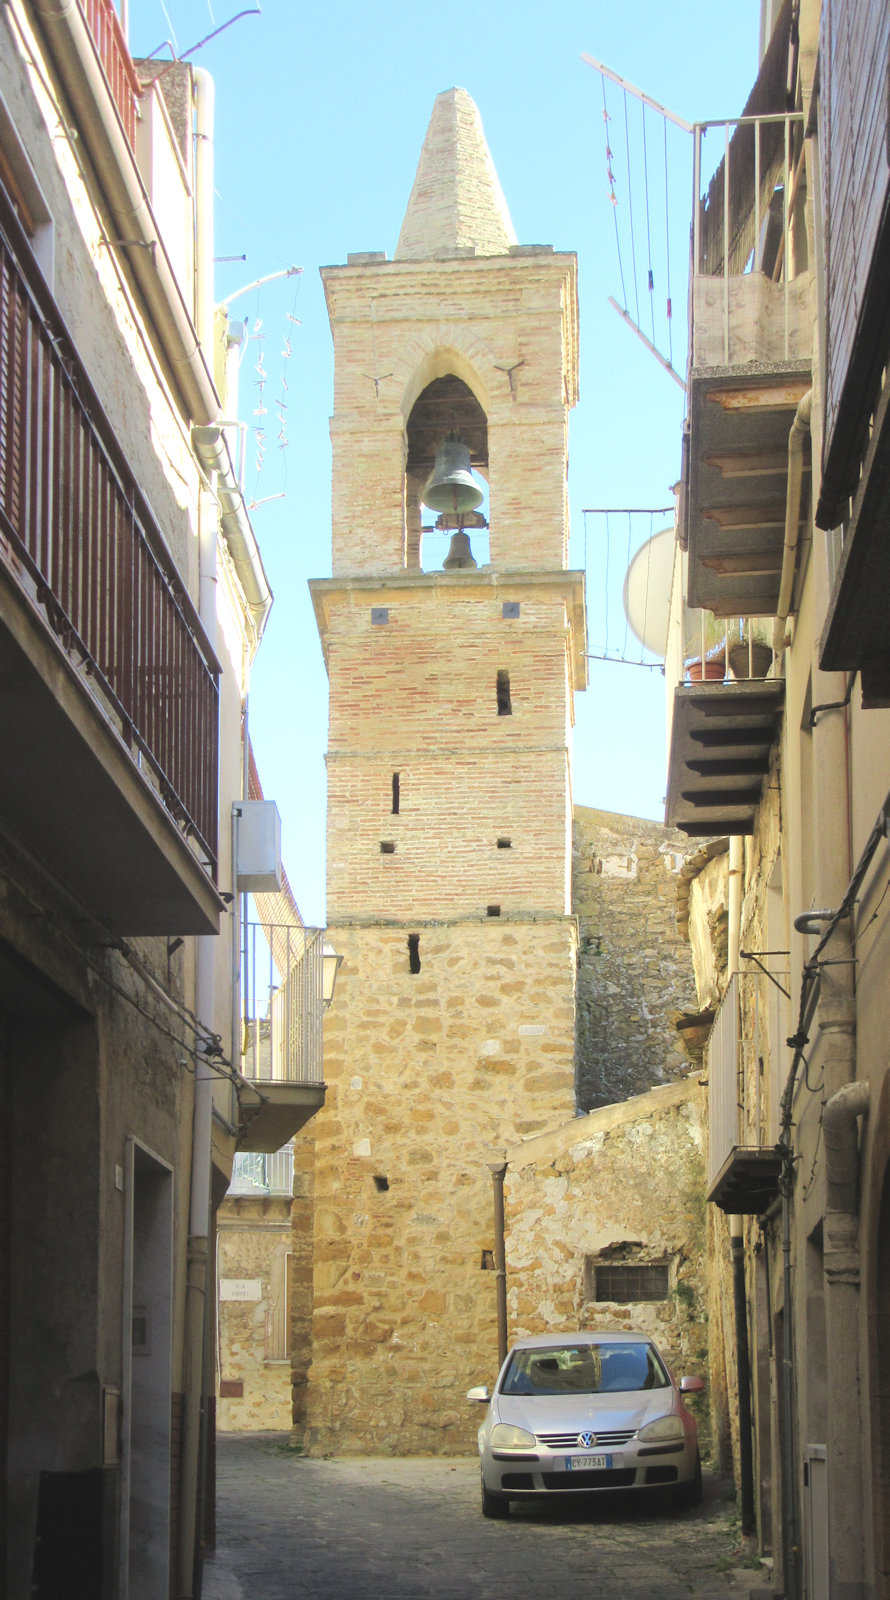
[466,1385,491,1403]
[680,1375,706,1392]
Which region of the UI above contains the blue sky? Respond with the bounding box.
[132,1,761,927]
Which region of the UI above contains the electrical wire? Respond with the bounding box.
[601,80,628,312]
[663,116,674,367]
[622,91,641,328]
[641,104,656,345]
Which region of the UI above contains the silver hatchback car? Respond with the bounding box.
[468,1331,704,1517]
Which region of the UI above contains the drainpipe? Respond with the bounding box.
[822,1079,869,1600]
[179,484,219,1600]
[730,1215,756,1535]
[192,425,273,642]
[726,839,754,1530]
[488,1163,508,1369]
[28,0,220,424]
[772,390,813,655]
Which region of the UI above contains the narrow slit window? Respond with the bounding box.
[392,772,400,814]
[496,670,512,716]
[407,934,421,974]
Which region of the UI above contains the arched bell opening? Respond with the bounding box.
[404,375,489,572]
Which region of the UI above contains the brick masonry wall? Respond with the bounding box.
[318,576,579,920]
[293,917,578,1455]
[573,807,700,1110]
[503,1079,712,1455]
[322,254,578,576]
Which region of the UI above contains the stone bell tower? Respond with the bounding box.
[296,88,586,1453]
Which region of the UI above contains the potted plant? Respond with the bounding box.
[685,611,726,681]
[726,617,773,679]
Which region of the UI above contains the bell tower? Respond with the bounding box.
[299,88,586,1454]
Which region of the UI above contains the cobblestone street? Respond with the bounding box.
[203,1435,770,1600]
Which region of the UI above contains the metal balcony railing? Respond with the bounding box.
[0,203,220,870]
[228,1146,295,1197]
[241,924,325,1087]
[691,113,808,368]
[707,969,790,1188]
[80,0,143,148]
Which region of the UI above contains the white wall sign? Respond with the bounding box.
[219,1278,262,1302]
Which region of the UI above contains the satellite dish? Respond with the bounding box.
[622,527,676,658]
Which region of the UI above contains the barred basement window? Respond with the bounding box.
[593,1262,670,1303]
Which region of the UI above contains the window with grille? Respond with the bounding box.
[592,1262,670,1303]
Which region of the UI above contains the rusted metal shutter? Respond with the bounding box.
[818,0,890,526]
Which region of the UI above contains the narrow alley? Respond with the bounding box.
[203,1435,769,1600]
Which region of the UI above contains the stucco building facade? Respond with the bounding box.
[662,0,890,1594]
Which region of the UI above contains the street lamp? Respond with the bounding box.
[322,942,343,1009]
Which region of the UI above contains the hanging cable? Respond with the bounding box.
[641,103,656,345]
[601,81,629,312]
[663,116,674,368]
[622,91,641,328]
[603,510,611,653]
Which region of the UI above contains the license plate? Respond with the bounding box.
[561,1453,619,1471]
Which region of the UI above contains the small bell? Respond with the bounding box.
[421,433,484,514]
[442,530,477,570]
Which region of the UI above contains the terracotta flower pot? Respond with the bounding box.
[686,656,726,682]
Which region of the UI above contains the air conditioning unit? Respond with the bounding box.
[235,801,282,893]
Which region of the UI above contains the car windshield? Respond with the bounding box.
[500,1341,669,1396]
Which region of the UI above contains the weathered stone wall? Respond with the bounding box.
[293,916,577,1455]
[503,1078,711,1453]
[573,807,700,1109]
[217,1197,293,1432]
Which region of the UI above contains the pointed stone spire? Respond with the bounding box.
[395,88,518,261]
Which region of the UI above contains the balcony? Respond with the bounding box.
[0,195,221,933]
[80,0,142,148]
[666,674,784,837]
[707,971,787,1213]
[228,1145,295,1198]
[685,111,811,618]
[237,923,326,1154]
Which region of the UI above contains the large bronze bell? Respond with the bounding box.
[421,433,484,514]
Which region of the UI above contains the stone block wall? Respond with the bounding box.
[217,1196,293,1431]
[293,916,577,1455]
[503,1078,712,1454]
[573,807,700,1110]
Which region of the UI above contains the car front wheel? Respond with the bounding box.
[675,1452,703,1508]
[481,1479,510,1519]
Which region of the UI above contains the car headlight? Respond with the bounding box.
[637,1414,685,1443]
[490,1423,536,1450]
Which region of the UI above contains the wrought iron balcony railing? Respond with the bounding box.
[707,968,789,1212]
[80,0,142,148]
[691,113,808,369]
[0,197,219,871]
[241,923,326,1087]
